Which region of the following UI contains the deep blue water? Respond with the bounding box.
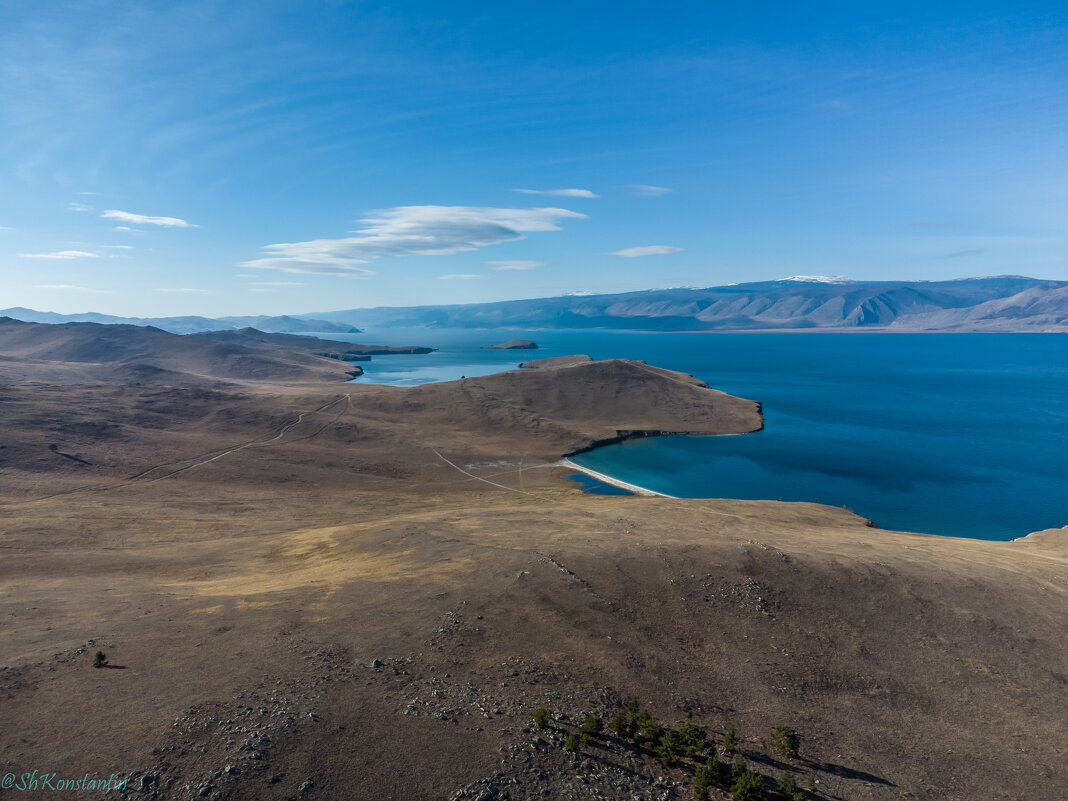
[329,328,1068,540]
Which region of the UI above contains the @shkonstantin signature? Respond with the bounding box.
[2,771,128,791]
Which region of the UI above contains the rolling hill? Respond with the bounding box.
[0,317,361,386]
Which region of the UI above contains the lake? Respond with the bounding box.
[330,328,1068,541]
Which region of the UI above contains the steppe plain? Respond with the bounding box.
[0,320,1065,801]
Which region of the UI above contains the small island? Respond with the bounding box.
[481,339,538,350]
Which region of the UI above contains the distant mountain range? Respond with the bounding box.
[308,276,1068,332]
[5,276,1067,334]
[0,308,359,335]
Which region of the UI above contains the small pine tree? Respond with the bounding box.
[533,708,552,728]
[634,712,663,747]
[608,710,630,737]
[627,696,641,719]
[723,726,739,753]
[92,651,108,668]
[564,732,579,753]
[708,753,726,784]
[581,715,604,740]
[694,764,712,801]
[730,769,764,801]
[779,772,803,801]
[656,729,683,766]
[807,774,817,792]
[731,756,747,782]
[678,721,709,758]
[770,725,801,758]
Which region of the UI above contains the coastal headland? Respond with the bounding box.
[0,322,1064,801]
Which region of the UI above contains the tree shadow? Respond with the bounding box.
[801,758,895,787]
[55,450,92,465]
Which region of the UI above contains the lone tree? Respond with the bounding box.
[656,729,684,767]
[694,760,714,801]
[92,651,108,669]
[770,725,801,759]
[533,708,552,729]
[778,772,803,801]
[730,768,764,801]
[608,710,631,738]
[564,732,580,753]
[581,715,604,742]
[634,712,663,747]
[678,721,709,758]
[723,726,739,753]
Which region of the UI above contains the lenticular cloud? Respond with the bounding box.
[242,205,585,275]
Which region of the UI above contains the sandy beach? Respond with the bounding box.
[559,457,676,497]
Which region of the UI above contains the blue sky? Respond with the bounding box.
[1,1,1066,316]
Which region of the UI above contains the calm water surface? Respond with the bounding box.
[329,328,1068,540]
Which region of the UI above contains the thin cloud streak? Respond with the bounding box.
[102,210,196,228]
[514,188,598,198]
[487,260,544,270]
[243,205,585,275]
[35,284,110,293]
[21,250,99,259]
[629,185,672,196]
[154,287,210,293]
[608,245,683,257]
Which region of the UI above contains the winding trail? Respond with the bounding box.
[3,395,352,507]
[428,446,538,497]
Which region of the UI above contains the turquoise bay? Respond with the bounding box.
[336,329,1068,541]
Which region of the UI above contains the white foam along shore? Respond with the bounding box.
[559,458,676,498]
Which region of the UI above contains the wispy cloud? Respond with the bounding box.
[243,205,585,276]
[439,273,484,280]
[20,250,99,259]
[67,202,93,212]
[113,226,134,232]
[252,281,304,286]
[945,249,983,258]
[102,210,196,228]
[629,185,672,196]
[102,244,134,250]
[514,188,598,198]
[487,260,544,271]
[35,284,110,293]
[608,245,683,257]
[154,287,210,293]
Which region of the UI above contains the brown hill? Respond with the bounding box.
[0,353,1063,801]
[519,353,593,369]
[0,317,360,386]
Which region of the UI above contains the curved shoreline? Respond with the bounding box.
[559,458,676,498]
